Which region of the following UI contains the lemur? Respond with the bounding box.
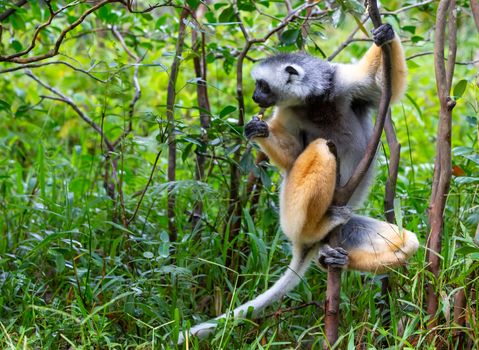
[177,23,419,343]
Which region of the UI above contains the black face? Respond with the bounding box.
[252,79,276,108]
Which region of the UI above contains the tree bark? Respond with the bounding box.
[166,8,189,241]
[324,1,393,347]
[426,0,456,336]
[192,3,211,227]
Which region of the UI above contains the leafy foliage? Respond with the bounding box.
[0,0,478,349]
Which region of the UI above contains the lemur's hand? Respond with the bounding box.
[372,23,395,47]
[245,116,269,139]
[328,206,352,225]
[318,245,349,269]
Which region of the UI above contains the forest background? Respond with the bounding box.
[0,0,478,349]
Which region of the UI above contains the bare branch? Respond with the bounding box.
[0,61,107,82]
[111,26,142,148]
[118,0,181,13]
[111,25,139,61]
[327,16,369,61]
[128,150,162,224]
[380,0,434,15]
[26,70,113,151]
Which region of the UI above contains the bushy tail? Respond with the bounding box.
[177,244,318,344]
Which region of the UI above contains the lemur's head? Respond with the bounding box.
[251,53,334,108]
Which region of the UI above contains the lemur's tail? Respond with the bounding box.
[176,243,318,344]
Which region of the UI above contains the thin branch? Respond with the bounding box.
[384,110,401,223]
[406,51,434,60]
[0,61,107,82]
[380,0,434,15]
[128,150,162,224]
[26,71,113,151]
[111,26,142,148]
[327,16,369,61]
[118,0,181,13]
[0,0,118,64]
[407,51,479,65]
[0,0,28,22]
[111,25,139,61]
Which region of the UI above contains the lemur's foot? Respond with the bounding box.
[372,23,395,46]
[245,116,269,139]
[317,245,349,268]
[327,206,353,226]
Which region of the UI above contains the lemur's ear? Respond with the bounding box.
[285,65,299,75]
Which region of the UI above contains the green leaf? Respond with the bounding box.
[143,251,154,259]
[218,6,235,22]
[402,25,416,34]
[186,0,200,9]
[238,0,255,11]
[11,40,23,52]
[54,252,65,273]
[0,99,11,112]
[280,29,300,46]
[453,79,467,99]
[219,105,236,118]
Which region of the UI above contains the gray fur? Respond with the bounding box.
[252,52,381,207]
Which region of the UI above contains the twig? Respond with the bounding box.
[327,16,369,61]
[0,0,28,22]
[128,150,162,225]
[111,26,142,148]
[26,71,113,151]
[0,0,117,64]
[380,0,434,15]
[406,51,434,60]
[0,60,107,82]
[118,0,180,13]
[407,51,479,65]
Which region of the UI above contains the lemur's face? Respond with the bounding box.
[252,79,276,108]
[252,64,304,108]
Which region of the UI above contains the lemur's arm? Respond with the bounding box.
[335,23,407,103]
[244,114,301,172]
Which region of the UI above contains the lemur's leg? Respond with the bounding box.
[319,215,419,273]
[336,23,407,103]
[245,114,302,172]
[280,139,350,245]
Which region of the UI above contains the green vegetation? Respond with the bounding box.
[0,0,478,349]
